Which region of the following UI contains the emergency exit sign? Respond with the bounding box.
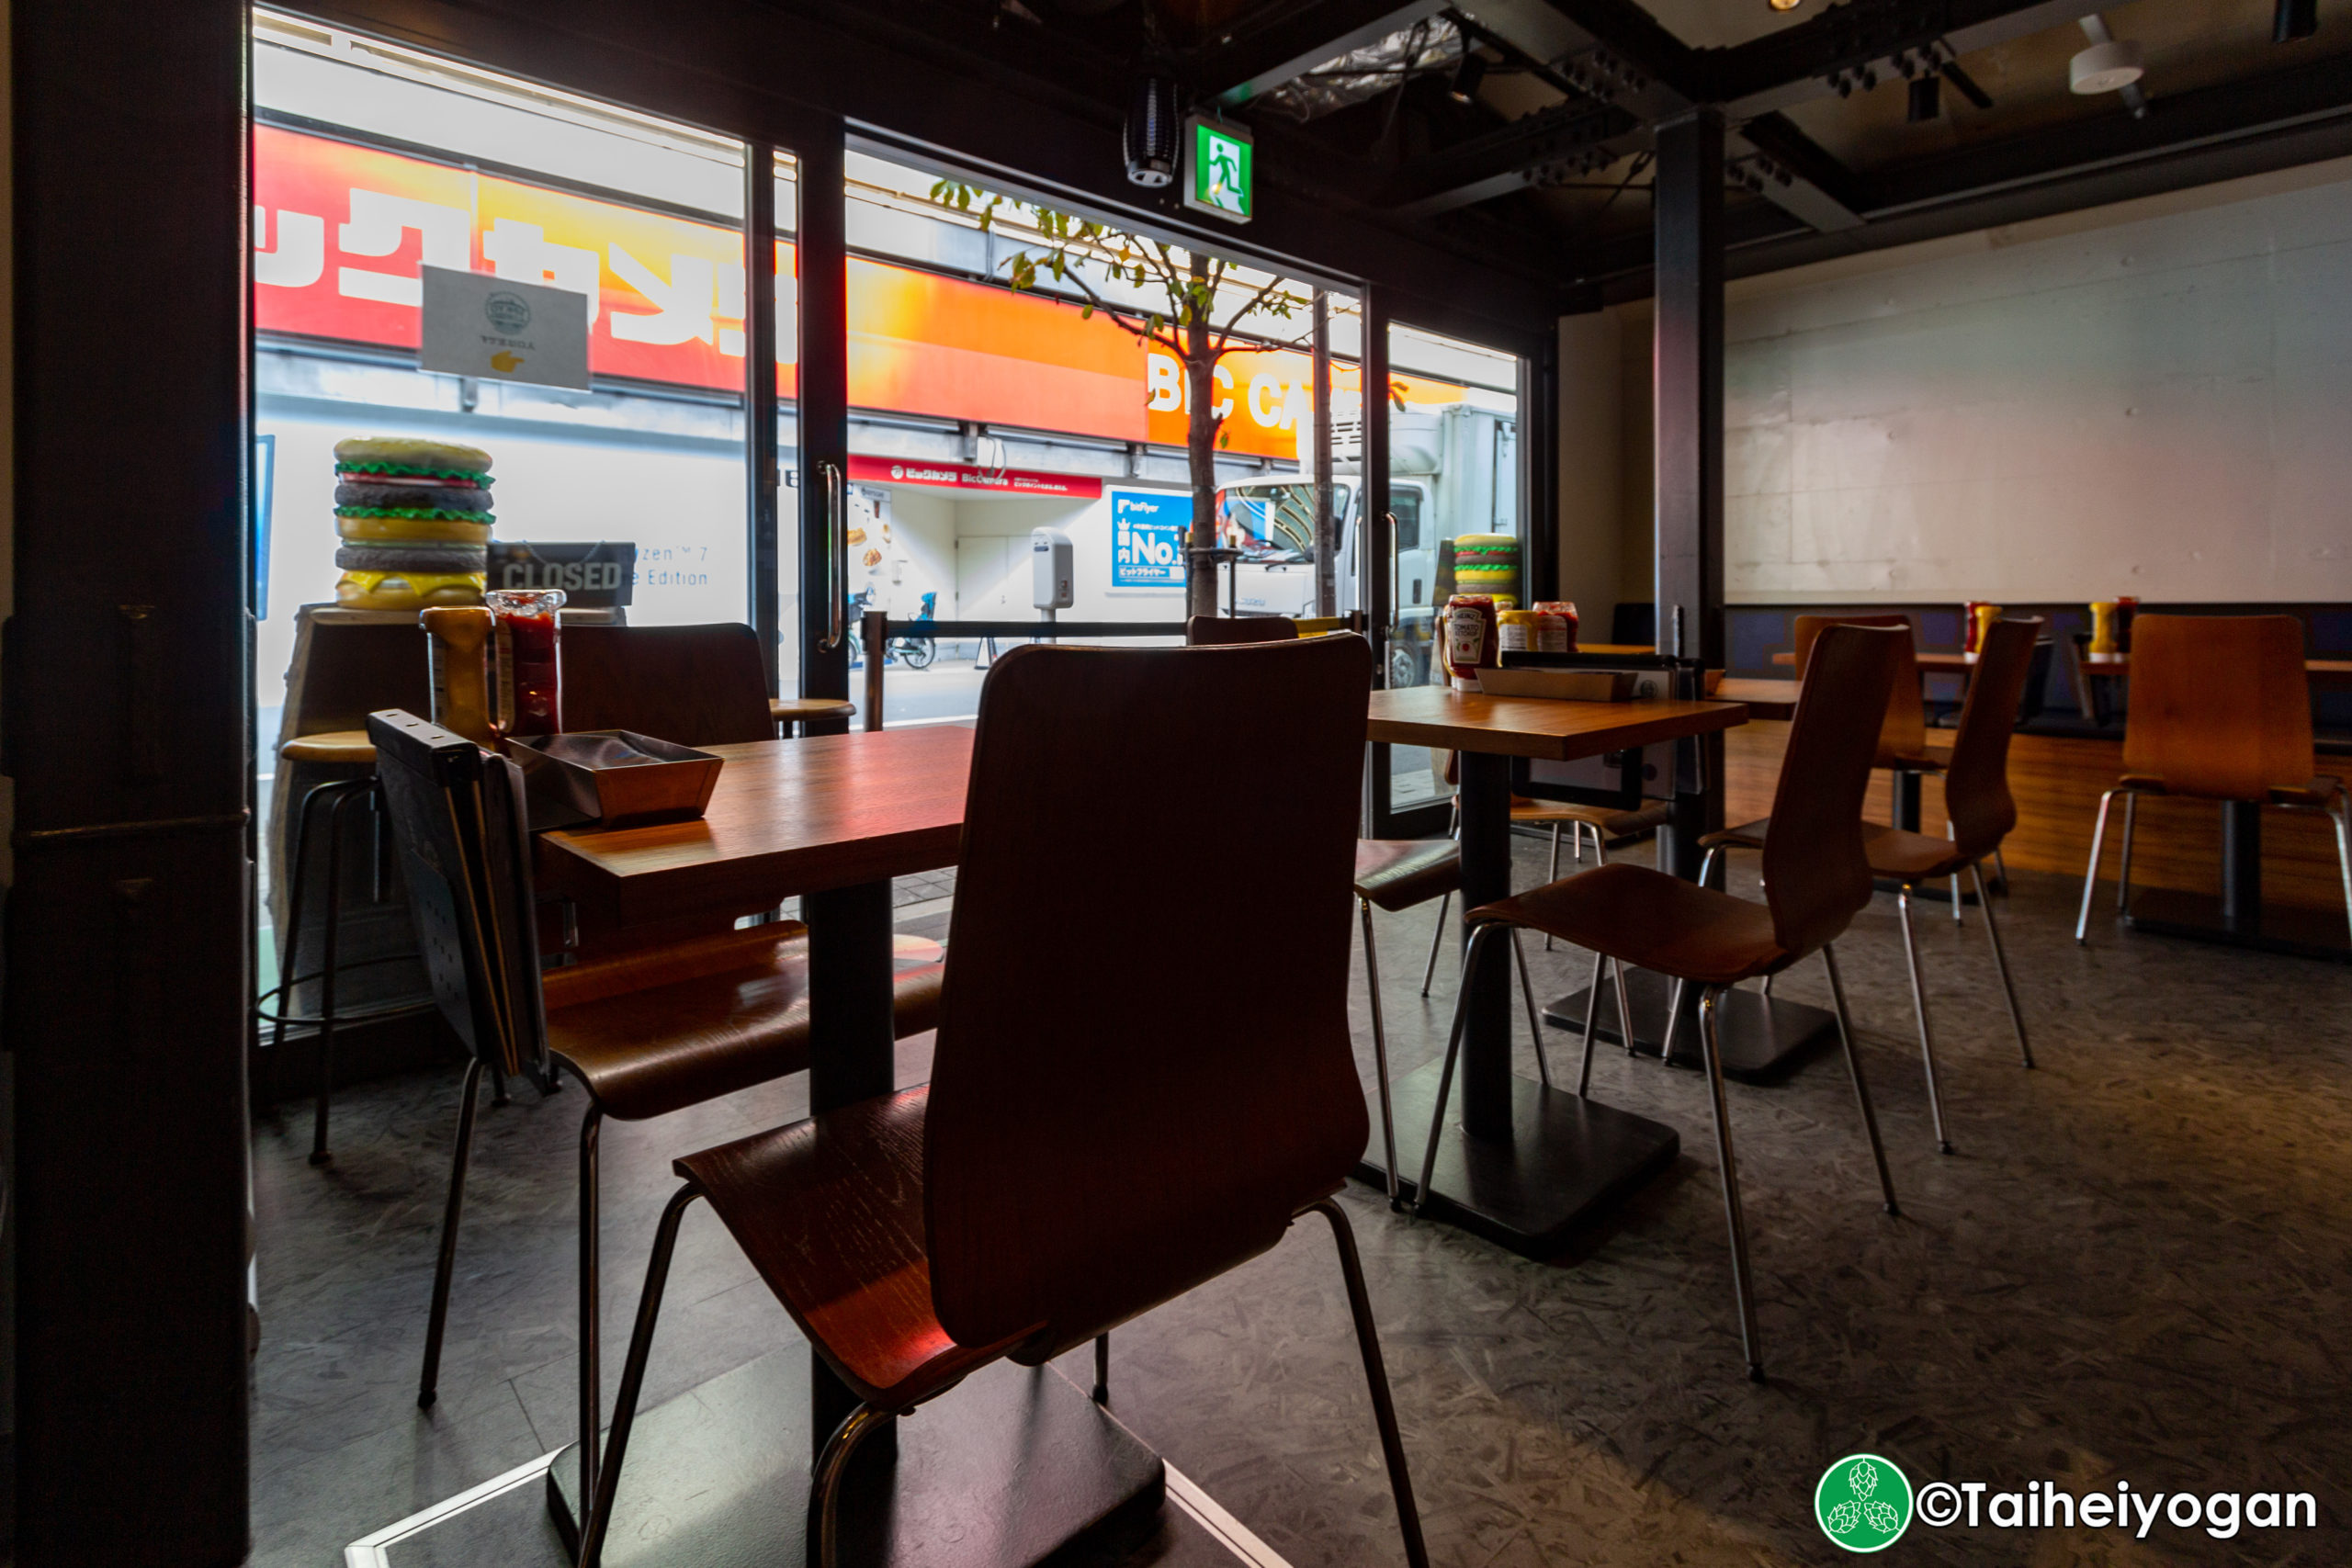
[1184,118,1252,223]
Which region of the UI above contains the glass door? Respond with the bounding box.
[1372,315,1528,832]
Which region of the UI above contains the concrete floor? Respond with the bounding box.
[249,839,2352,1566]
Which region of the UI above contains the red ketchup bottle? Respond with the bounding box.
[486,589,566,736]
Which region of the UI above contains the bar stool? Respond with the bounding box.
[1700,617,2043,1153]
[771,696,855,737]
[2076,614,2352,945]
[575,634,1426,1568]
[366,711,944,1519]
[256,728,437,1166]
[1417,625,1907,1380]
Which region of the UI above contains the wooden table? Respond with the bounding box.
[535,727,1163,1567]
[1713,676,1799,719]
[1770,647,1973,673]
[1364,686,1747,1256]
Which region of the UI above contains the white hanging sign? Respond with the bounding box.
[418,265,591,389]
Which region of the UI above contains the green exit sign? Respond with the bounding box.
[1184,117,1252,223]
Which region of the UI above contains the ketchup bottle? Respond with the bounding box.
[485,589,566,736]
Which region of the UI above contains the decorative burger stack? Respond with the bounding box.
[333,436,493,610]
[1450,532,1521,607]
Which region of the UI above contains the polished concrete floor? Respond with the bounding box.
[250,842,2352,1565]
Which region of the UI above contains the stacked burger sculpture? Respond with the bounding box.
[332,436,493,611]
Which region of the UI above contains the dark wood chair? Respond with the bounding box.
[1702,618,2042,1153]
[560,622,776,744]
[575,635,1429,1568]
[2075,614,2351,944]
[1416,625,1907,1381]
[365,710,942,1518]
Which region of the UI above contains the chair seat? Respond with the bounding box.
[1859,823,1973,884]
[1879,749,1946,774]
[673,1084,1033,1411]
[1472,862,1792,987]
[281,729,377,765]
[770,696,856,723]
[1352,839,1459,913]
[2116,772,2345,809]
[544,925,942,1122]
[1699,817,1770,853]
[1511,797,1671,840]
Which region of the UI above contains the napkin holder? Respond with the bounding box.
[507,730,722,829]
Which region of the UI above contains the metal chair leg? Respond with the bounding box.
[1971,863,2033,1069]
[1994,847,2008,888]
[1360,899,1401,1207]
[808,1404,895,1568]
[1413,923,1503,1214]
[1696,986,1763,1382]
[1545,823,1561,950]
[269,780,331,1073]
[1658,977,1688,1065]
[1577,948,1605,1098]
[2334,804,2352,951]
[1091,1333,1110,1405]
[417,1057,486,1408]
[1614,961,1643,1062]
[1821,945,1897,1215]
[1760,970,1775,999]
[1897,886,1952,1154]
[575,1183,702,1568]
[1699,845,1723,888]
[311,783,368,1166]
[2116,792,2139,912]
[1509,930,1551,1089]
[1306,1198,1430,1568]
[2075,788,2119,944]
[579,1105,605,1511]
[1948,821,1963,923]
[1419,892,1450,997]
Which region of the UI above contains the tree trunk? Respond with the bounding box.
[1183,262,1222,620]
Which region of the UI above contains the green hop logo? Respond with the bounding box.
[1815,1453,1912,1552]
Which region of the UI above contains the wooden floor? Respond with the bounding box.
[1726,721,2350,913]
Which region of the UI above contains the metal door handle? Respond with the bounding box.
[819,460,845,650]
[1385,512,1399,617]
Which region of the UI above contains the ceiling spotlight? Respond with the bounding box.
[1907,73,1941,120]
[1449,52,1488,104]
[1123,76,1179,188]
[1769,0,1804,12]
[2275,0,2317,39]
[2070,39,2143,93]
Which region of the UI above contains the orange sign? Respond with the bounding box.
[254,125,1475,461]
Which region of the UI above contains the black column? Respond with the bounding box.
[8,1,253,1561]
[797,123,851,716]
[746,141,784,696]
[1654,109,1728,882]
[1652,108,1725,672]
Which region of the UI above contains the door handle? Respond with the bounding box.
[1385,512,1399,618]
[819,460,845,651]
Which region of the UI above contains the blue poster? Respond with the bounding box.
[1109,489,1190,589]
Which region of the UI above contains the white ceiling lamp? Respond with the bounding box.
[2071,15,2149,115]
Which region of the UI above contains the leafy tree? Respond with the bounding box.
[931,181,1300,618]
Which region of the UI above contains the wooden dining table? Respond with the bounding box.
[533,724,1164,1568]
[1366,684,1750,1256]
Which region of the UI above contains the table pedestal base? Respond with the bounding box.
[1544,968,1838,1083]
[546,1348,1165,1566]
[1352,1060,1679,1259]
[2124,889,2352,964]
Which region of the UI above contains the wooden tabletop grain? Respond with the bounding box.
[537,726,973,929]
[1366,685,1747,760]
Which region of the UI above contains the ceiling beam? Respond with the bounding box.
[1380,99,1638,216]
[1706,0,2109,118]
[1192,0,1450,103]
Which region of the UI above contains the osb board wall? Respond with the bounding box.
[1725,722,2347,911]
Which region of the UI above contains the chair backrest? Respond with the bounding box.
[367,709,549,1085]
[1943,616,2041,859]
[560,623,774,744]
[1793,613,1926,766]
[278,611,434,749]
[1185,614,1297,646]
[1760,624,1905,959]
[924,635,1374,1358]
[2121,615,2312,801]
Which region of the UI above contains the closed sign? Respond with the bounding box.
[486,541,638,606]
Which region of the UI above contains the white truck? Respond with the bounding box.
[1214,403,1519,688]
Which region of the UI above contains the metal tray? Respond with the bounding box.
[506,729,722,829]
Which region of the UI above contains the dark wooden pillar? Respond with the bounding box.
[796,121,851,714]
[1652,107,1725,671]
[8,0,254,1561]
[1654,108,1727,881]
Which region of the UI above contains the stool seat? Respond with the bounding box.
[1352,839,1459,913]
[769,697,855,724]
[281,729,377,765]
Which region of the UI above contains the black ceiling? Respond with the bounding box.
[776,0,2352,301]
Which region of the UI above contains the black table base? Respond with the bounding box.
[1351,1061,1680,1258]
[1543,968,1838,1083]
[546,1348,1165,1566]
[2125,890,2351,964]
